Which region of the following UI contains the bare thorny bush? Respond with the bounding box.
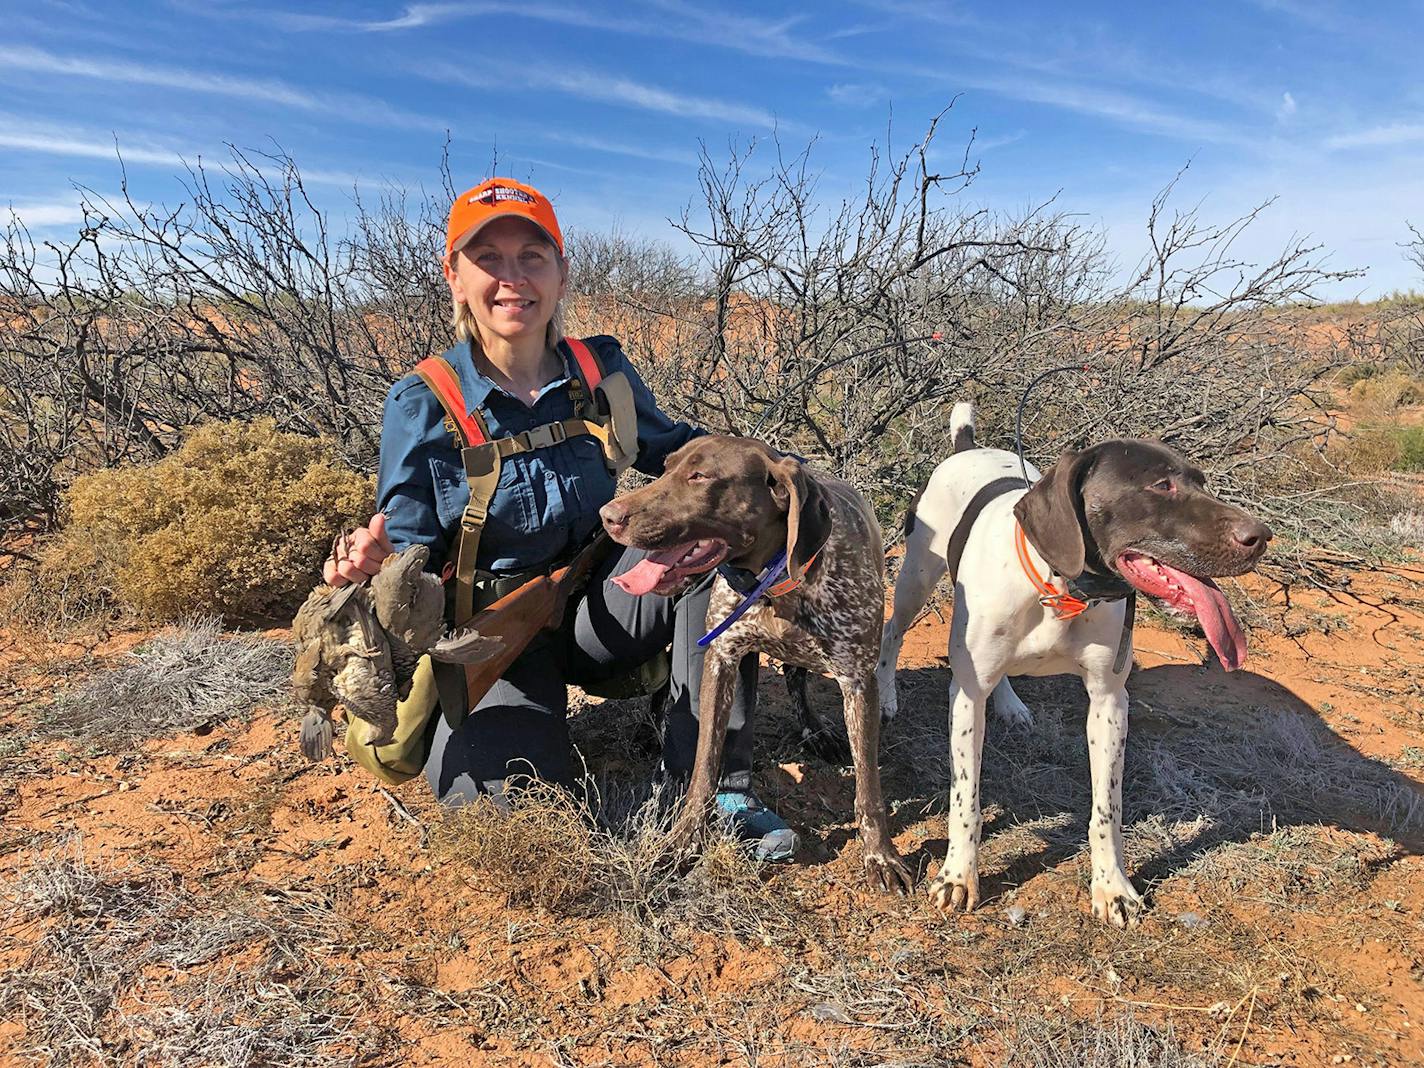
[1,146,451,530]
[648,129,1366,556]
[1,111,1384,566]
[1344,223,1424,378]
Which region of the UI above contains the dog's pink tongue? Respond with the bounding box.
[613,558,674,596]
[1161,564,1248,671]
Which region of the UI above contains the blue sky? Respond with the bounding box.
[3,0,1423,298]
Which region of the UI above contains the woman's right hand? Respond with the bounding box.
[324,513,395,587]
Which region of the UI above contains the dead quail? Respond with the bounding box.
[369,543,446,700]
[292,578,398,760]
[292,543,501,761]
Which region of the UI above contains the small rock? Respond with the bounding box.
[810,1003,852,1024]
[1207,1001,1232,1020]
[1004,905,1028,928]
[1176,911,1208,930]
[1355,1003,1368,1013]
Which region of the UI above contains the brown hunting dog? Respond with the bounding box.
[599,435,912,893]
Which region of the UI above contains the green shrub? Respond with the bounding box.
[1390,425,1424,471]
[28,419,372,623]
[1338,361,1381,386]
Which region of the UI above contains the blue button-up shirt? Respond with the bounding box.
[376,335,701,574]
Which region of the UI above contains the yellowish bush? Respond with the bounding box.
[30,419,372,623]
[1348,368,1424,421]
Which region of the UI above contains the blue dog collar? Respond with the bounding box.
[696,551,789,647]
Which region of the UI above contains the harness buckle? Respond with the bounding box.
[522,421,567,450]
[1039,592,1088,620]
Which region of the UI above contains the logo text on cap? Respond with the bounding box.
[471,186,536,206]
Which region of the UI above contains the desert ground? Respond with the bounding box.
[2,549,1421,1067]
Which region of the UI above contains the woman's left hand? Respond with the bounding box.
[324,513,395,587]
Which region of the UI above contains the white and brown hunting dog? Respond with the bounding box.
[878,403,1272,926]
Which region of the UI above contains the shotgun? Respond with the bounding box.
[458,532,613,707]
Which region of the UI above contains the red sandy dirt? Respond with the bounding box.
[2,562,1423,1066]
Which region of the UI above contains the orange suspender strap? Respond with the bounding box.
[412,344,608,622]
[413,356,488,447]
[413,355,498,623]
[563,336,604,391]
[1014,522,1088,620]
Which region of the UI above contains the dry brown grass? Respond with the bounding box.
[0,839,397,1067]
[430,775,794,947]
[33,617,293,753]
[3,574,1421,1065]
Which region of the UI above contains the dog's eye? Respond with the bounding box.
[1149,478,1175,494]
[688,471,710,484]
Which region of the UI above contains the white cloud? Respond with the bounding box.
[4,197,89,228]
[238,2,842,63]
[0,44,449,133]
[1277,91,1297,120]
[1325,123,1424,150]
[541,131,695,166]
[956,73,1240,144]
[0,116,373,188]
[827,82,889,108]
[973,130,1026,154]
[429,62,779,129]
[0,127,184,167]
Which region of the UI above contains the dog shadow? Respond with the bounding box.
[758,660,1424,900]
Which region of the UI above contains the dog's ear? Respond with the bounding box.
[768,456,832,580]
[1014,449,1091,579]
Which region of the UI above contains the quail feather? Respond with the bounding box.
[291,543,501,761]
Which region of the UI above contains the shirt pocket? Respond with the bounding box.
[564,435,617,516]
[427,455,466,531]
[429,451,537,526]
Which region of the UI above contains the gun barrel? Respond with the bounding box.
[458,534,610,708]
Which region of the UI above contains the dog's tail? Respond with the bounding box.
[950,401,976,454]
[906,401,978,536]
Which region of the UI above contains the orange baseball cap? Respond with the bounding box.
[445,177,564,260]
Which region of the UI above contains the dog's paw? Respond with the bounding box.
[863,846,914,895]
[990,682,1033,728]
[927,868,979,915]
[664,814,708,867]
[1091,873,1144,929]
[800,724,852,764]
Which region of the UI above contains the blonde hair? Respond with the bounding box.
[449,240,567,354]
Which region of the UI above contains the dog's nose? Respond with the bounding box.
[600,501,629,535]
[1231,518,1273,551]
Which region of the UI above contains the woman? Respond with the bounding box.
[325,178,795,861]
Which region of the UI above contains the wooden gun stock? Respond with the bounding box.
[459,534,610,709]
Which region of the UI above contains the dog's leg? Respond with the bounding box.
[877,537,946,722]
[929,676,990,914]
[669,649,739,854]
[990,677,1033,728]
[786,666,852,763]
[838,671,913,893]
[1084,679,1143,927]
